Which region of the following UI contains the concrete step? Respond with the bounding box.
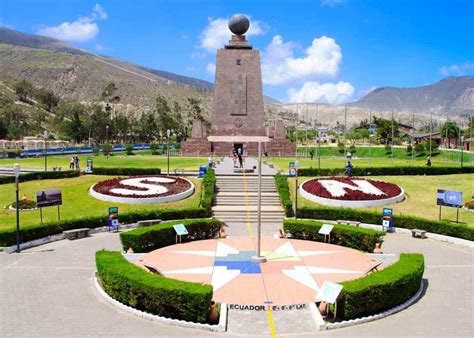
[212,205,284,212]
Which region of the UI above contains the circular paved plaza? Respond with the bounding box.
[141,237,375,305]
[1,231,472,337]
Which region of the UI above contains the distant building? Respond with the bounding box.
[0,137,70,151]
[408,132,441,145]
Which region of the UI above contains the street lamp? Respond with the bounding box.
[44,131,48,171]
[167,129,171,175]
[461,136,465,168]
[106,125,110,159]
[14,164,21,253]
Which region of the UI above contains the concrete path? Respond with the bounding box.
[1,231,472,337]
[214,156,278,176]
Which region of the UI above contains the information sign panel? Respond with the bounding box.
[36,189,62,208]
[173,224,188,236]
[316,281,343,304]
[318,224,334,236]
[108,206,119,231]
[437,189,463,208]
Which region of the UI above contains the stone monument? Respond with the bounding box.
[182,14,295,156]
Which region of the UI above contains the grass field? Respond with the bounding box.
[0,175,202,231]
[288,174,474,226]
[0,152,208,171]
[266,157,471,172]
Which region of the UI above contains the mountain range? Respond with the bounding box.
[0,27,472,126]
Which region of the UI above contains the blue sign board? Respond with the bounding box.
[198,165,207,178]
[382,208,393,232]
[173,224,188,236]
[437,189,463,208]
[289,161,296,176]
[108,206,119,231]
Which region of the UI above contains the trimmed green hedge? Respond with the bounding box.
[275,173,295,217]
[120,218,223,253]
[0,208,209,247]
[200,169,215,214]
[92,167,161,176]
[283,219,384,252]
[0,170,80,185]
[298,166,474,177]
[338,253,424,320]
[96,250,212,323]
[297,207,474,241]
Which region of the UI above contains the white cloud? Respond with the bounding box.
[439,62,474,76]
[321,0,347,7]
[36,4,107,42]
[206,63,216,76]
[262,35,342,85]
[200,16,266,52]
[0,19,15,29]
[288,81,354,104]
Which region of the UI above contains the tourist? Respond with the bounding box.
[238,154,243,168]
[426,156,432,167]
[346,161,353,177]
[233,151,238,168]
[309,149,314,160]
[208,154,213,168]
[69,156,75,170]
[347,151,352,160]
[75,156,80,170]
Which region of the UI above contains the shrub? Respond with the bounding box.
[406,144,413,155]
[92,167,161,176]
[348,145,356,154]
[297,166,474,177]
[338,253,424,320]
[120,218,223,253]
[125,144,134,155]
[337,142,345,154]
[96,250,212,323]
[0,170,80,185]
[150,143,158,155]
[200,169,215,214]
[0,207,210,247]
[92,147,100,156]
[283,219,384,252]
[414,143,425,156]
[384,143,391,154]
[103,144,112,156]
[275,173,294,217]
[297,207,474,241]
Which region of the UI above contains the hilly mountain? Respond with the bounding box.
[350,76,474,115]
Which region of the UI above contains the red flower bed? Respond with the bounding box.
[92,175,192,198]
[302,177,402,201]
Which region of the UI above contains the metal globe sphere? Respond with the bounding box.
[228,14,250,35]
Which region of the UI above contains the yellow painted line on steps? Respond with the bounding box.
[242,169,253,238]
[267,307,277,338]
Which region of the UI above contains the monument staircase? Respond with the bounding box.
[212,157,286,236]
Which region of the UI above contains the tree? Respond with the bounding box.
[125,144,134,155]
[101,82,120,104]
[113,112,131,143]
[59,103,86,143]
[14,80,34,102]
[406,144,413,155]
[414,143,425,156]
[35,88,60,111]
[440,121,460,148]
[137,111,158,142]
[373,117,399,142]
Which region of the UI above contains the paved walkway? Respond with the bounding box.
[214,156,278,176]
[1,231,472,337]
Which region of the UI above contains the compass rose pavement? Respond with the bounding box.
[140,238,377,305]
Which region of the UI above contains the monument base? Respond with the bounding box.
[181,139,212,156]
[181,139,296,157]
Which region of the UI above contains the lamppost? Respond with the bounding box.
[44,131,48,171]
[461,135,464,168]
[167,129,171,175]
[106,125,109,159]
[14,163,20,253]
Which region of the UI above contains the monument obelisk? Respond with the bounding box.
[182,14,295,156]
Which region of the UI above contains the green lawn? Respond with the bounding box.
[0,152,208,171]
[289,174,474,226]
[267,156,473,172]
[0,175,202,231]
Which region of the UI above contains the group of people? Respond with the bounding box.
[69,156,80,170]
[233,148,244,168]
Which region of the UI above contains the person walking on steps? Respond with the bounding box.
[233,150,238,168]
[238,154,243,168]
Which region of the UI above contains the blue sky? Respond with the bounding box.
[1,0,473,103]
